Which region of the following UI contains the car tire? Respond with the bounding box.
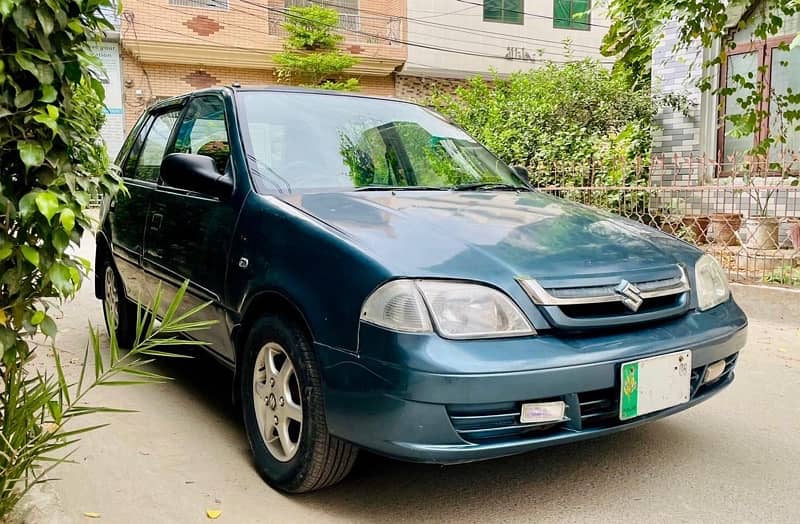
[101,262,139,349]
[240,316,358,493]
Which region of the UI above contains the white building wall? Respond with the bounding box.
[403,0,609,79]
[90,42,125,159]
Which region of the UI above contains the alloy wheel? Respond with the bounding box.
[252,342,303,462]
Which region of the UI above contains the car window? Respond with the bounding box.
[239,92,523,191]
[171,96,230,175]
[133,109,181,182]
[116,111,149,168]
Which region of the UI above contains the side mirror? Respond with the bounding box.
[161,153,233,199]
[511,165,529,180]
[510,165,532,187]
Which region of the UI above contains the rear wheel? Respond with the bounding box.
[240,316,358,492]
[101,263,138,349]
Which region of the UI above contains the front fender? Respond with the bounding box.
[227,193,391,353]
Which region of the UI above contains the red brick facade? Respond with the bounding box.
[120,0,406,131]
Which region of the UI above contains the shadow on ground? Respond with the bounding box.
[145,345,709,522]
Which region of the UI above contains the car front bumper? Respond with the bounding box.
[316,300,747,464]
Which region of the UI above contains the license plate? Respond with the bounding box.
[619,350,692,421]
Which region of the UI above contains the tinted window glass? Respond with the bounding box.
[554,0,590,30]
[172,97,230,174]
[484,0,523,24]
[721,52,757,160]
[239,92,523,192]
[116,111,149,168]
[768,45,800,162]
[134,109,181,182]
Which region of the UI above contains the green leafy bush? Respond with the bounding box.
[764,265,800,286]
[0,0,160,517]
[428,61,657,189]
[0,0,121,360]
[274,5,359,90]
[602,0,800,156]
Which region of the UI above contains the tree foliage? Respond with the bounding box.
[0,0,129,516]
[429,61,657,187]
[274,5,360,91]
[602,0,800,157]
[1,0,121,358]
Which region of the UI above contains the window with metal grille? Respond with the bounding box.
[483,0,523,25]
[169,0,228,9]
[553,0,590,30]
[285,0,359,31]
[718,36,800,166]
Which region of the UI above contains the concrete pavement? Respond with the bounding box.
[30,235,800,523]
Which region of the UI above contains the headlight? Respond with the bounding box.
[360,280,432,333]
[361,280,535,339]
[694,255,730,311]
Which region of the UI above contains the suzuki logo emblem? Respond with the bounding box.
[615,280,644,312]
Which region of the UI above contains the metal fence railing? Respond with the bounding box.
[532,155,800,287]
[266,0,403,45]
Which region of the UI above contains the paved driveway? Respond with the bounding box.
[42,237,800,523]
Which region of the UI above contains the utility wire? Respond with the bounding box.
[305,0,606,50]
[134,0,603,59]
[123,2,613,66]
[143,0,604,54]
[239,0,614,64]
[454,0,610,29]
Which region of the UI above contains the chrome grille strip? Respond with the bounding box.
[518,266,690,306]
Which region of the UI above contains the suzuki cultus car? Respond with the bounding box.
[97,87,747,493]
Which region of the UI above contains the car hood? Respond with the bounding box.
[281,190,699,280]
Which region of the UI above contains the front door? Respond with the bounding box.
[142,95,238,361]
[108,107,182,303]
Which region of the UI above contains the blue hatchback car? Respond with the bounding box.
[97,87,747,493]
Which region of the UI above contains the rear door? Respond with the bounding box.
[108,106,182,303]
[142,94,239,361]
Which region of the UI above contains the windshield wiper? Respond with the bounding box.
[452,182,531,191]
[354,185,449,192]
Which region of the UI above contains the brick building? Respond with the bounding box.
[119,0,406,131]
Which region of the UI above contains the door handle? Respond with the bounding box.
[149,212,163,231]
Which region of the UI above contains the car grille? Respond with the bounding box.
[447,353,738,444]
[517,265,691,330]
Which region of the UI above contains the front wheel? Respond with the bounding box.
[240,316,358,492]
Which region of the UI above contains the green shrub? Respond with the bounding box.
[428,60,657,188]
[274,5,360,90]
[764,265,800,286]
[0,0,184,517]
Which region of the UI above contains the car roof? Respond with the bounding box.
[147,85,414,113]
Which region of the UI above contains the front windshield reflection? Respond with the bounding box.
[239,92,523,192]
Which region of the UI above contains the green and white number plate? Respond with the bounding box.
[619,350,692,421]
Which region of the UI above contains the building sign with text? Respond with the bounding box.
[90,42,124,159]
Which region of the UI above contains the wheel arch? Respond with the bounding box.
[231,290,316,403]
[94,232,112,300]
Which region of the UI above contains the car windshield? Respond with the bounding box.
[238,91,525,193]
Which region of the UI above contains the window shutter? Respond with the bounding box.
[553,0,571,28]
[572,0,590,29]
[505,0,524,24]
[484,0,502,21]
